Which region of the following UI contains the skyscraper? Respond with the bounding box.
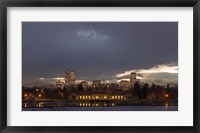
[130,72,137,87]
[65,69,76,87]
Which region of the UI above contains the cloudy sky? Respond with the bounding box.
[22,22,178,84]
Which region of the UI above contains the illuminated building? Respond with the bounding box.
[54,69,135,106]
[56,79,65,89]
[119,80,130,91]
[130,72,140,87]
[65,69,75,87]
[67,88,133,106]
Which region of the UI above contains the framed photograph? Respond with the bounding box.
[0,0,199,132]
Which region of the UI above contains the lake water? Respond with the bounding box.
[22,105,178,111]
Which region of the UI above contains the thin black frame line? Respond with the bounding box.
[1,0,199,7]
[0,0,199,133]
[1,0,198,130]
[1,1,7,133]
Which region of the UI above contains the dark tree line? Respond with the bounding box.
[131,82,178,100]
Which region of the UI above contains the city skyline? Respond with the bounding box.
[22,67,178,110]
[22,22,178,84]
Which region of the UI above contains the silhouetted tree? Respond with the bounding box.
[142,83,149,99]
[134,82,142,99]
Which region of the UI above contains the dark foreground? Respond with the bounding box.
[22,100,178,111]
[22,105,178,111]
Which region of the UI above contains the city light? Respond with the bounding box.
[22,68,178,110]
[24,103,27,108]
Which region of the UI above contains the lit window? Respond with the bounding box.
[104,96,107,99]
[96,96,99,99]
[115,96,117,99]
[24,103,27,108]
[121,96,123,99]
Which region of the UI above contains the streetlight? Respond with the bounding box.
[38,94,42,98]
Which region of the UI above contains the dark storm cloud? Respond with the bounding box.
[22,22,178,83]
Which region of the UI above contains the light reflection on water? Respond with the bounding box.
[79,102,115,107]
[22,101,178,111]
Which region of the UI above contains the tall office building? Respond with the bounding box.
[65,69,76,87]
[130,72,141,87]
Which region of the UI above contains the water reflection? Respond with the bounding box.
[23,101,178,110]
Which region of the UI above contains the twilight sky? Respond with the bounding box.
[22,22,178,84]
